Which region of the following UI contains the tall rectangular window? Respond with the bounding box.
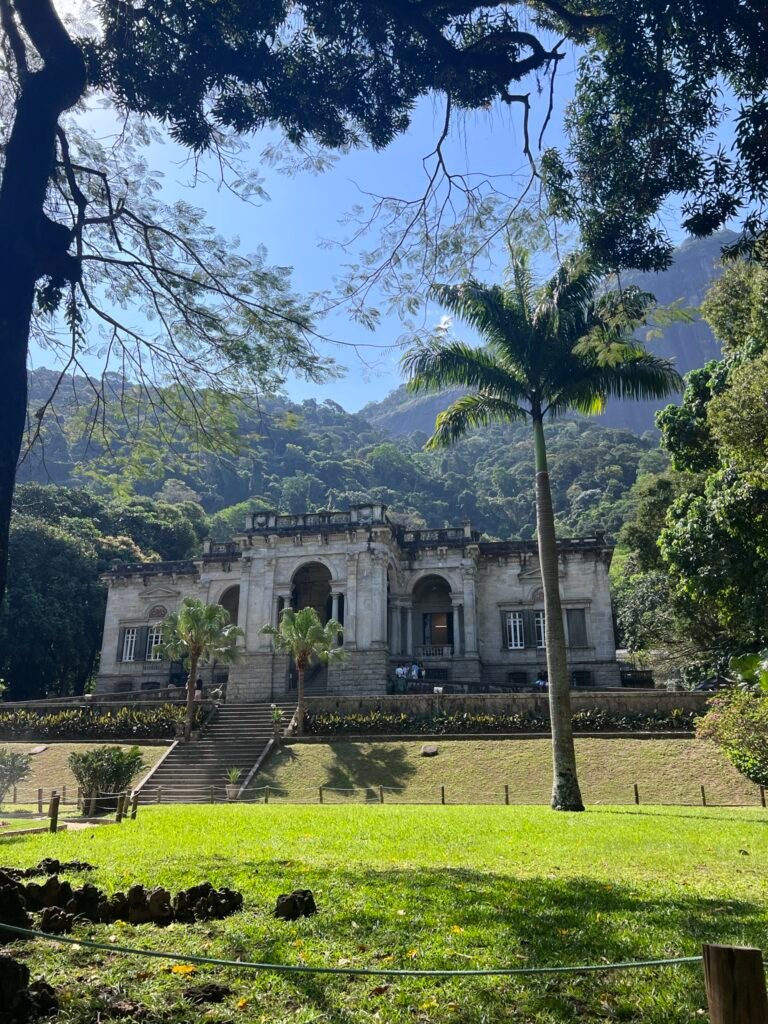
[122,627,137,663]
[146,625,163,661]
[506,612,524,649]
[534,611,546,649]
[566,608,588,648]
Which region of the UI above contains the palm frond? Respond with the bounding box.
[402,340,528,400]
[426,392,528,449]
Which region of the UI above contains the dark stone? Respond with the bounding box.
[274,889,317,920]
[420,744,439,757]
[66,883,103,923]
[37,907,73,936]
[0,879,31,942]
[173,883,242,923]
[24,878,73,912]
[183,983,232,1005]
[0,953,58,1023]
[0,861,94,880]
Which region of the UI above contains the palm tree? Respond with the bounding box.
[161,598,244,741]
[403,251,682,811]
[262,606,344,735]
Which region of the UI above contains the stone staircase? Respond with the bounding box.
[137,702,294,803]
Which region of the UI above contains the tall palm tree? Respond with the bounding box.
[403,251,682,811]
[161,598,244,741]
[262,606,344,735]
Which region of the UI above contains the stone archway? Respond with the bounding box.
[218,585,240,625]
[412,574,454,655]
[291,562,332,622]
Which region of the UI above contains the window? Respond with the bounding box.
[534,611,546,649]
[423,613,451,646]
[146,625,163,661]
[122,627,137,662]
[506,612,524,649]
[566,608,588,648]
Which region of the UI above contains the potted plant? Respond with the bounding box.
[225,767,242,801]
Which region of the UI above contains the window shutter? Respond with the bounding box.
[117,628,126,662]
[522,609,537,648]
[136,626,149,661]
[567,609,588,648]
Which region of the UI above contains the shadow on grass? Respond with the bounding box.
[320,743,417,795]
[589,807,768,825]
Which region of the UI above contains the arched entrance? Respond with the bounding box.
[288,562,333,692]
[412,575,454,655]
[218,585,240,624]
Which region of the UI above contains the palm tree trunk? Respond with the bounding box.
[533,414,584,812]
[296,667,305,737]
[184,654,198,742]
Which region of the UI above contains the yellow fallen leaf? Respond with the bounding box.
[451,926,464,934]
[170,964,198,975]
[292,939,304,948]
[407,948,418,959]
[236,998,249,1010]
[419,999,438,1010]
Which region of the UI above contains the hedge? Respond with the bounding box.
[305,707,698,736]
[0,704,206,740]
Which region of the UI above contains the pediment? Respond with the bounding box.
[139,586,181,600]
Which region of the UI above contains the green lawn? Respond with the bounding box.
[1,804,767,1023]
[254,737,761,806]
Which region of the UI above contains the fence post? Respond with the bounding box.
[37,788,43,815]
[210,786,215,804]
[265,786,270,805]
[130,792,139,820]
[62,785,67,805]
[115,793,125,824]
[379,786,384,804]
[760,786,766,809]
[12,786,16,804]
[48,792,60,834]
[633,783,640,805]
[157,786,162,804]
[703,944,768,1023]
[319,786,324,804]
[504,784,510,806]
[440,785,446,806]
[77,786,82,811]
[701,784,707,807]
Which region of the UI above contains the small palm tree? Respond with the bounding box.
[261,606,344,735]
[403,250,682,811]
[161,598,244,741]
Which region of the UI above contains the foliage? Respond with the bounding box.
[0,747,31,804]
[543,4,768,268]
[728,651,768,694]
[0,704,203,741]
[305,707,698,736]
[697,691,768,787]
[67,745,147,797]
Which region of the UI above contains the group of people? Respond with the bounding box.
[393,662,427,690]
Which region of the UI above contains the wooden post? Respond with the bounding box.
[265,786,270,804]
[504,784,510,806]
[210,786,215,803]
[130,792,139,820]
[157,786,162,804]
[77,786,82,810]
[319,786,324,804]
[48,792,60,834]
[37,788,43,814]
[701,784,707,807]
[633,783,640,805]
[760,786,766,809]
[11,786,16,804]
[703,943,768,1024]
[62,785,67,805]
[115,793,125,824]
[440,785,446,806]
[379,786,384,804]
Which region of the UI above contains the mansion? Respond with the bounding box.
[96,503,620,697]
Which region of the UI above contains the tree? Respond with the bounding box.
[542,3,768,269]
[68,745,146,815]
[160,598,243,741]
[0,748,30,806]
[696,691,768,788]
[261,607,344,736]
[403,251,681,810]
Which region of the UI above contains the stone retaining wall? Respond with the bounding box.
[305,690,710,717]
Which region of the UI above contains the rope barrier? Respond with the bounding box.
[0,923,703,978]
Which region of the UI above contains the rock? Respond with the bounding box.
[274,889,317,920]
[184,983,232,1004]
[67,883,103,923]
[0,953,58,1023]
[38,907,73,935]
[0,878,31,942]
[173,883,242,924]
[420,744,439,757]
[24,877,73,912]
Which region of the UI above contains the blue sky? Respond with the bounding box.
[51,50,584,412]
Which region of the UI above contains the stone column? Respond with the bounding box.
[331,591,340,622]
[344,554,358,647]
[462,574,478,654]
[391,601,402,655]
[405,601,414,656]
[370,554,388,647]
[451,599,462,656]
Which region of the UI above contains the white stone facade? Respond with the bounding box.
[95,503,620,697]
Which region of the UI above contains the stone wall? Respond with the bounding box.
[305,690,710,717]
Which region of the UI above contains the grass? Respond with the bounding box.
[253,737,760,806]
[1,804,767,1023]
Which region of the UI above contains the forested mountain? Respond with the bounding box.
[18,368,662,543]
[361,233,734,437]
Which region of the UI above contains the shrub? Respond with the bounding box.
[0,704,205,741]
[304,707,698,736]
[0,748,31,804]
[696,690,768,786]
[68,746,147,814]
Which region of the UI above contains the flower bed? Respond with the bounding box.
[0,704,206,741]
[305,706,698,736]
